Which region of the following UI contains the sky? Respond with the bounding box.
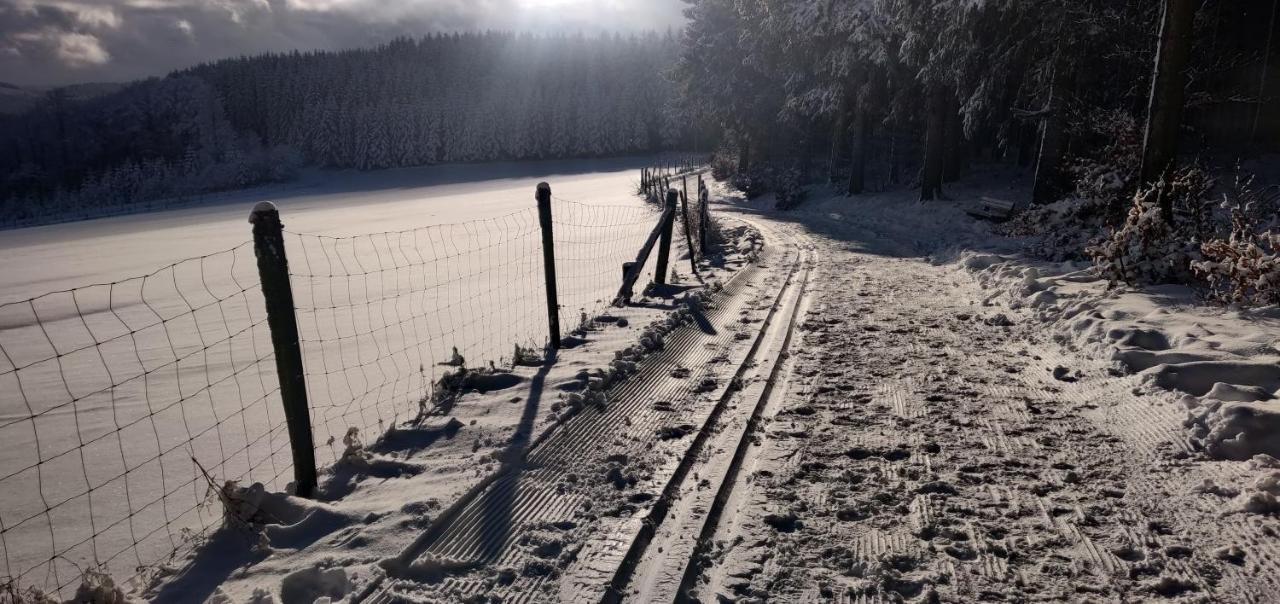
[0,0,688,87]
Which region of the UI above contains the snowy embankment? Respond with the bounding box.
[142,220,763,603]
[961,254,1280,459]
[959,253,1280,514]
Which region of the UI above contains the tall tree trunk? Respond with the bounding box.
[828,101,851,184]
[1031,115,1067,205]
[1251,0,1278,145]
[1017,123,1037,167]
[920,87,948,201]
[888,131,901,185]
[799,126,815,182]
[737,134,752,174]
[1139,0,1200,223]
[1031,60,1071,205]
[847,98,870,195]
[943,98,964,183]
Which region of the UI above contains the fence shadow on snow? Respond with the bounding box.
[0,175,709,598]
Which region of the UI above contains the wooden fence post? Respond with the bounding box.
[615,202,675,305]
[699,178,710,255]
[655,189,678,285]
[680,177,699,276]
[249,201,318,498]
[536,183,562,350]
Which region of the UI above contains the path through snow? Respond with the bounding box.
[686,184,1280,602]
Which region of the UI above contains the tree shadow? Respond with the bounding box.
[146,531,268,602]
[387,353,556,572]
[372,417,464,454]
[471,352,554,563]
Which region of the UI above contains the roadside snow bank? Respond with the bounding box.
[958,251,1280,463]
[142,218,763,603]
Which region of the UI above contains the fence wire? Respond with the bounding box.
[284,210,548,465]
[0,191,669,598]
[0,243,292,597]
[640,168,711,266]
[550,198,661,329]
[681,176,711,265]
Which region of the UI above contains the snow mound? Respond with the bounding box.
[955,248,1280,499]
[1145,361,1280,397]
[1233,471,1280,515]
[225,482,357,551]
[278,563,350,604]
[1185,399,1280,461]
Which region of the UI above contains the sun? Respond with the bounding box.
[512,0,588,7]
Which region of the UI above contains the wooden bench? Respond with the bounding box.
[967,196,1017,220]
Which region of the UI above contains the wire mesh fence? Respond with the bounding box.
[550,198,661,330]
[0,183,683,597]
[0,243,292,597]
[284,210,548,466]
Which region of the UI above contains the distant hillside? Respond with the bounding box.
[0,33,689,226]
[0,81,124,115]
[0,82,39,115]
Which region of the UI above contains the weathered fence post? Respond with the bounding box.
[616,204,674,305]
[250,201,317,498]
[680,177,699,276]
[536,182,562,350]
[622,262,637,285]
[655,189,678,285]
[699,179,710,255]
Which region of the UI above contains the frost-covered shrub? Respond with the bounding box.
[772,168,807,210]
[1,579,58,604]
[1067,109,1143,217]
[69,570,127,604]
[1193,176,1280,305]
[2,571,126,604]
[511,343,542,367]
[728,163,804,205]
[1003,110,1141,260]
[1002,196,1111,261]
[1087,167,1214,285]
[711,152,738,181]
[340,427,369,463]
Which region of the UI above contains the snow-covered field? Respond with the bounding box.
[0,157,671,300]
[0,157,678,596]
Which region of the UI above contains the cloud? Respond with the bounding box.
[53,32,110,66]
[0,0,687,86]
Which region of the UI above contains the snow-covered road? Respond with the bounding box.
[690,236,1263,601]
[670,186,1280,602]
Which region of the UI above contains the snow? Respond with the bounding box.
[9,161,1280,601]
[0,157,670,301]
[962,251,1280,463]
[142,215,757,603]
[0,157,682,597]
[678,170,1280,601]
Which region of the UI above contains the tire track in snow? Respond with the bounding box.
[356,217,805,603]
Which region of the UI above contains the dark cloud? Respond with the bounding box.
[0,0,687,86]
